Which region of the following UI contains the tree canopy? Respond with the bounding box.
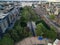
[21,6,39,22]
[49,15,55,20]
[0,34,14,45]
[36,22,57,40]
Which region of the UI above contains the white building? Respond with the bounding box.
[53,39,60,45]
[21,2,33,7]
[54,7,59,15]
[20,1,40,7]
[48,43,52,45]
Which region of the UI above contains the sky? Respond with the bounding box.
[0,0,59,2]
[0,0,46,1]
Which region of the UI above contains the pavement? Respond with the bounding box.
[15,37,49,45]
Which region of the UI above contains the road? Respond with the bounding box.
[34,6,60,33]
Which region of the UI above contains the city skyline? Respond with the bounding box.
[0,0,57,2]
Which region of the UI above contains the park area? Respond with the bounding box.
[0,6,57,45]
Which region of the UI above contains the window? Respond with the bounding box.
[1,22,5,31]
[4,19,8,28]
[0,23,2,31]
[1,18,8,32]
[3,19,8,28]
[8,14,12,23]
[7,16,10,25]
[9,13,13,23]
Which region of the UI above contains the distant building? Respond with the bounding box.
[48,43,52,45]
[47,39,60,45]
[56,12,60,25]
[53,39,60,45]
[54,7,59,15]
[20,1,40,7]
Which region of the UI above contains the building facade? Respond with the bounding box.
[0,7,20,37]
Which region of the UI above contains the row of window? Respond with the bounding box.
[0,7,20,33]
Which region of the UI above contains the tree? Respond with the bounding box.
[36,23,57,40]
[20,17,27,27]
[36,23,45,36]
[21,7,30,22]
[49,15,55,20]
[14,25,25,39]
[0,34,14,45]
[21,6,39,22]
[27,7,39,22]
[9,24,31,42]
[8,29,20,42]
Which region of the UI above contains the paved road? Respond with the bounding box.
[34,6,60,32]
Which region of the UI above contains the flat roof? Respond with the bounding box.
[0,5,14,19]
[0,12,8,19]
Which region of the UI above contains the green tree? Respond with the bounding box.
[21,7,30,22]
[36,23,57,40]
[36,23,45,36]
[21,6,39,22]
[0,34,14,45]
[27,7,39,22]
[49,15,55,20]
[8,29,20,42]
[14,25,25,39]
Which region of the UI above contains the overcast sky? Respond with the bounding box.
[0,0,59,2]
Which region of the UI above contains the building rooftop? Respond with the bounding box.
[0,13,8,19]
[0,4,14,19]
[53,39,60,45]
